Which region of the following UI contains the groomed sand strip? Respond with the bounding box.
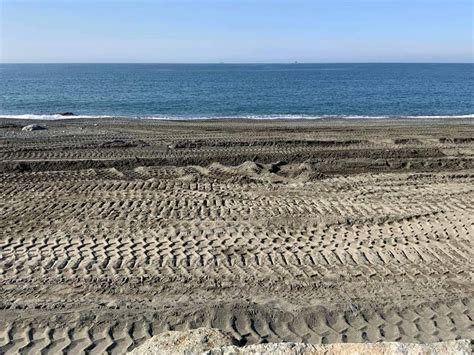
[129,328,472,354]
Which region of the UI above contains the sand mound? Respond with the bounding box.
[129,329,471,354]
[209,161,264,176]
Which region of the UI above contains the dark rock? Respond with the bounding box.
[269,160,288,173]
[22,124,47,131]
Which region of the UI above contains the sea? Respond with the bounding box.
[0,63,472,120]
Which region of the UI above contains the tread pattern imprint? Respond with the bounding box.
[0,118,473,354]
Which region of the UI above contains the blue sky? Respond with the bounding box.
[1,0,473,63]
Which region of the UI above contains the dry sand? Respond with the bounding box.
[0,117,473,353]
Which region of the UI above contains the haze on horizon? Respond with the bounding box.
[1,0,473,63]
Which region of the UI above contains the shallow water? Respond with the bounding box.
[0,63,472,119]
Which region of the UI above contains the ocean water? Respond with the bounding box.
[0,63,472,119]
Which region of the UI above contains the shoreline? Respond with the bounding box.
[1,113,473,122]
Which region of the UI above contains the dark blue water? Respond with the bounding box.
[0,63,472,119]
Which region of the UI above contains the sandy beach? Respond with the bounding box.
[0,117,473,353]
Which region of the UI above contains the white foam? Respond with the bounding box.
[140,114,474,120]
[0,114,114,120]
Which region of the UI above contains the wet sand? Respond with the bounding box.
[0,117,473,353]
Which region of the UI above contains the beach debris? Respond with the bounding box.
[22,124,47,131]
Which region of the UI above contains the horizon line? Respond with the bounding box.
[1,61,473,65]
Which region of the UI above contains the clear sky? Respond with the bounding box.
[1,0,473,63]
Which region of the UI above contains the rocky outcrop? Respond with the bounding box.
[211,341,472,354]
[129,329,471,355]
[22,124,47,131]
[128,328,238,355]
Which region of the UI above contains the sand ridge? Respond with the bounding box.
[0,118,473,353]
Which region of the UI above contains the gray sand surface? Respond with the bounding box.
[0,117,473,353]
